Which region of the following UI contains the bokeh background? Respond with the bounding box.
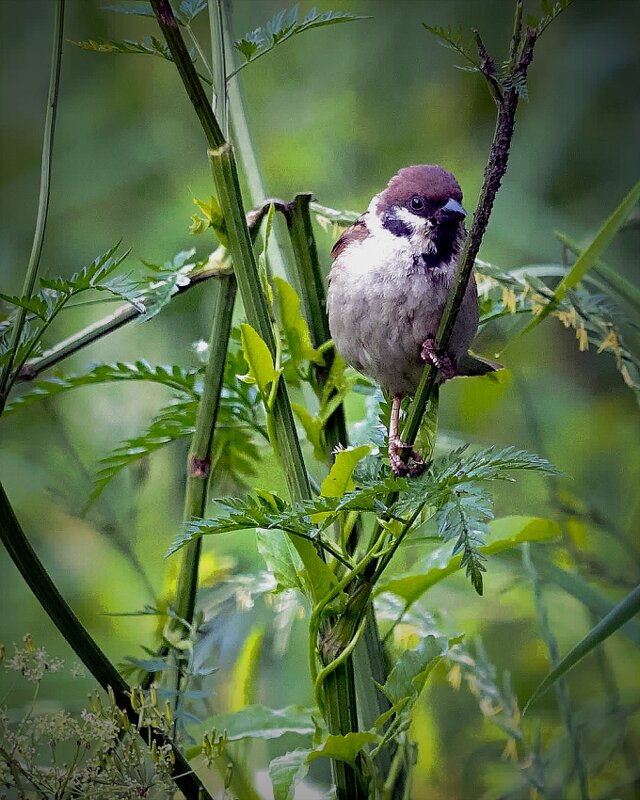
[1,1,639,798]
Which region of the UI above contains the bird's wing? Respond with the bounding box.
[330,216,369,261]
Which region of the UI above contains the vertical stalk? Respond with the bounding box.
[173,270,237,629]
[149,4,365,794]
[222,1,290,280]
[0,0,64,413]
[286,195,398,791]
[286,193,347,454]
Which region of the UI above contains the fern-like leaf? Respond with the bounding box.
[422,23,482,72]
[230,6,369,77]
[137,249,200,319]
[5,361,200,415]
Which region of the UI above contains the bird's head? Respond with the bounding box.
[373,165,467,266]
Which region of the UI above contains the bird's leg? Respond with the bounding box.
[388,392,425,477]
[421,336,457,381]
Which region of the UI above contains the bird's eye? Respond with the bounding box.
[409,195,424,212]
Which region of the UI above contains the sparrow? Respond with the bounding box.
[327,165,498,476]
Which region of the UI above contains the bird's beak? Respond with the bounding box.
[437,198,467,221]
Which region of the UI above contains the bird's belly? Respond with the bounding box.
[328,268,451,395]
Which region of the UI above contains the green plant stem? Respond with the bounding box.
[0,0,64,413]
[0,482,213,800]
[173,273,237,629]
[150,3,363,795]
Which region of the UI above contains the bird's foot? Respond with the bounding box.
[421,337,457,380]
[388,437,426,477]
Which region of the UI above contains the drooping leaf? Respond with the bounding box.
[519,181,640,337]
[524,583,640,713]
[204,705,315,742]
[307,732,378,767]
[269,749,311,800]
[229,629,264,712]
[256,528,306,595]
[89,398,198,503]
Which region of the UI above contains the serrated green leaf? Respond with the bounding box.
[5,361,199,415]
[274,276,324,366]
[525,583,640,713]
[382,635,446,704]
[269,749,311,800]
[191,196,227,244]
[256,528,306,594]
[230,6,370,77]
[89,399,197,504]
[240,323,279,400]
[256,528,341,608]
[206,705,315,742]
[307,731,378,767]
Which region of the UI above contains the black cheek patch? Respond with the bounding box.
[382,210,412,238]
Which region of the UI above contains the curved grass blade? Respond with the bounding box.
[524,582,640,713]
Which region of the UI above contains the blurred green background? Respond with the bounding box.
[1,1,639,798]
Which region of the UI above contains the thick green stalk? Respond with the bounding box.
[286,194,399,791]
[0,0,64,413]
[286,193,347,453]
[0,482,213,800]
[173,270,236,629]
[149,4,364,795]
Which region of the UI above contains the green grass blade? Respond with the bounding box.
[519,180,640,337]
[524,582,640,713]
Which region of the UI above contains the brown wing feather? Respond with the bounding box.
[330,217,369,261]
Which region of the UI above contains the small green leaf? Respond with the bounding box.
[269,749,311,800]
[382,635,446,704]
[229,628,264,711]
[320,445,371,498]
[291,402,325,461]
[240,323,279,399]
[274,276,324,366]
[101,2,154,16]
[307,732,378,767]
[525,583,640,713]
[191,196,227,244]
[256,528,306,594]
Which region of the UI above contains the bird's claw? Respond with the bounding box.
[421,337,456,380]
[388,438,426,477]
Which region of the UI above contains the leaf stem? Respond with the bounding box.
[0,0,65,413]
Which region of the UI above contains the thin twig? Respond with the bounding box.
[0,0,65,413]
[17,203,274,383]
